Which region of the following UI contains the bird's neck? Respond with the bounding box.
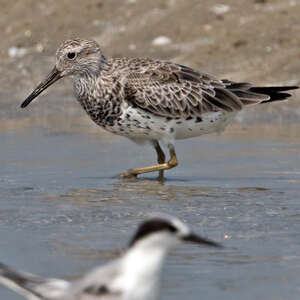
[73,55,114,99]
[124,245,168,277]
[75,52,110,80]
[73,60,122,127]
[113,245,168,300]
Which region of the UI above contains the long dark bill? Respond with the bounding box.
[183,233,223,248]
[20,67,62,108]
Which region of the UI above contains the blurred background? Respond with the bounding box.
[1,1,300,300]
[1,0,300,132]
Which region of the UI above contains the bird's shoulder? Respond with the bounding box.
[108,57,221,86]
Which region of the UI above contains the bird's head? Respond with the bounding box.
[129,215,222,251]
[21,38,105,108]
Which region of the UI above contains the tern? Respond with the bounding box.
[0,215,221,300]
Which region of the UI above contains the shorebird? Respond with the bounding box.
[21,39,298,180]
[0,215,220,300]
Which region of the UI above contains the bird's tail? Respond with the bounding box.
[0,262,69,300]
[223,80,298,106]
[249,86,298,103]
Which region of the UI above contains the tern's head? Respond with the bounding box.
[129,216,221,251]
[21,38,105,108]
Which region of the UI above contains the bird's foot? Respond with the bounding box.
[116,169,138,180]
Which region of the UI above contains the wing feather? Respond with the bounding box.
[0,263,69,300]
[122,61,243,118]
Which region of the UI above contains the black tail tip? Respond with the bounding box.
[250,85,299,103]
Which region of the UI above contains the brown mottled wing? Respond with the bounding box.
[123,62,243,118]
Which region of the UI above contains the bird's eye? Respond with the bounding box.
[67,52,76,60]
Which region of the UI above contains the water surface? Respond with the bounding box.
[1,127,300,300]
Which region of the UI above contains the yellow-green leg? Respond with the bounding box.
[120,143,178,180]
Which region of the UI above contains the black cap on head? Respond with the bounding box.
[129,218,177,247]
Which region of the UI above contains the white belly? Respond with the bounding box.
[174,111,237,140]
[106,106,237,145]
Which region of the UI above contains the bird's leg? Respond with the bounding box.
[119,144,178,179]
[152,140,166,181]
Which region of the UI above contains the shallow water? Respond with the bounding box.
[1,127,300,300]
